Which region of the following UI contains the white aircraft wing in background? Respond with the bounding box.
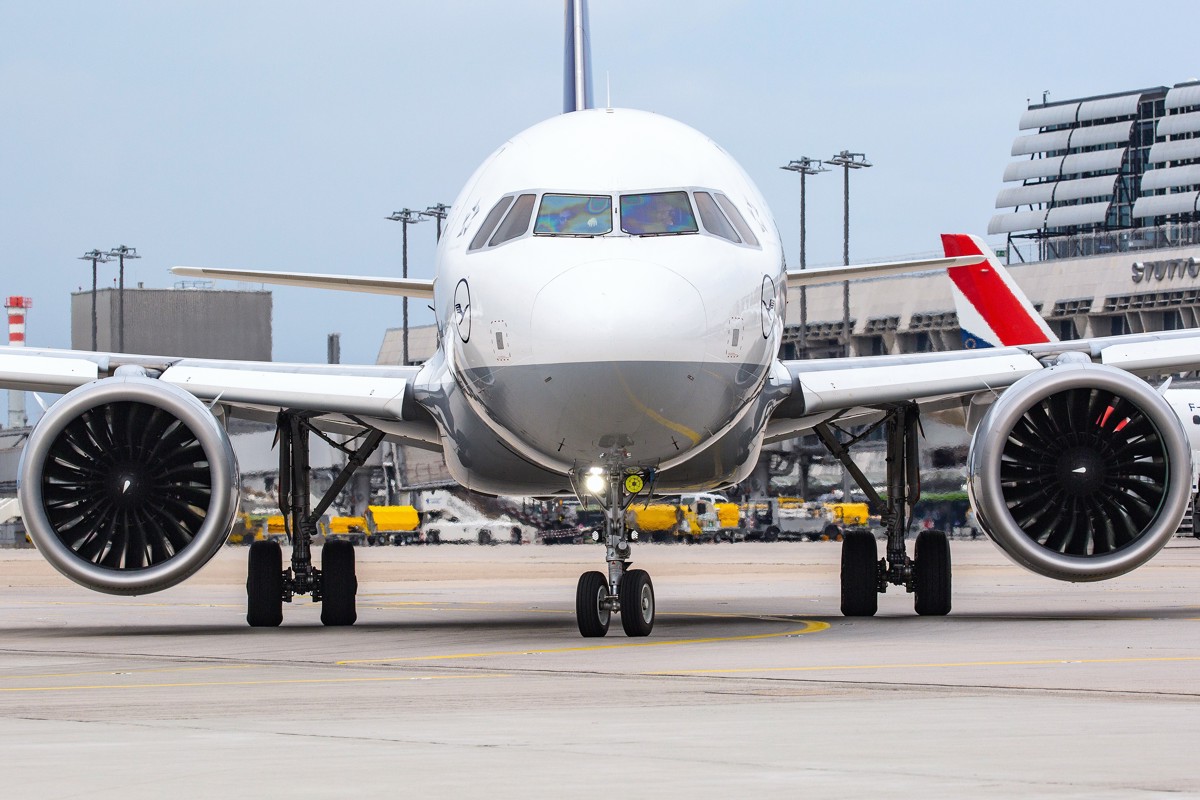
[171,266,436,299]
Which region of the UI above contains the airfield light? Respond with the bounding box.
[780,157,828,359]
[824,151,871,358]
[78,249,111,351]
[420,203,451,241]
[106,245,140,352]
[385,209,426,366]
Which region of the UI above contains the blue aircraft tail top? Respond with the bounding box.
[563,0,593,113]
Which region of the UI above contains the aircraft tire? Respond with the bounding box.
[840,530,878,617]
[321,540,358,626]
[246,540,283,627]
[619,569,655,637]
[576,571,610,637]
[914,530,952,616]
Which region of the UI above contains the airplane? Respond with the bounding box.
[2,0,1198,636]
[944,234,1200,533]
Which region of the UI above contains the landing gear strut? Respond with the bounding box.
[572,468,655,638]
[816,402,951,617]
[246,411,384,627]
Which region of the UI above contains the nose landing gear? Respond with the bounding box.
[573,468,656,637]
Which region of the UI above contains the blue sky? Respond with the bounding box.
[1,0,1197,369]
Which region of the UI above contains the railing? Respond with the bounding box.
[1006,221,1200,264]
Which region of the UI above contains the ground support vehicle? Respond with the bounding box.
[365,505,421,545]
[744,499,872,541]
[320,516,368,547]
[537,527,586,545]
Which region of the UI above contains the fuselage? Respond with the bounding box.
[415,109,785,495]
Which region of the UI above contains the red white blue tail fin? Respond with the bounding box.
[941,233,1057,349]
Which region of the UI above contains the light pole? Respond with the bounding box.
[780,158,827,358]
[106,245,140,351]
[421,203,450,242]
[385,209,426,365]
[78,249,111,351]
[825,151,871,357]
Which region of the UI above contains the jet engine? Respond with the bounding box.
[968,362,1191,582]
[18,375,239,595]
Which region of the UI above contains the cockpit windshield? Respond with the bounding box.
[534,194,613,236]
[619,191,699,236]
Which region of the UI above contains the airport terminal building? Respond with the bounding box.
[789,80,1200,360]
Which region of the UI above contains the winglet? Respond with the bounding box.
[941,234,1056,349]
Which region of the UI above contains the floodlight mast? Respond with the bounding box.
[825,151,871,357]
[780,158,828,358]
[385,209,426,365]
[77,249,111,351]
[106,245,140,351]
[420,203,450,241]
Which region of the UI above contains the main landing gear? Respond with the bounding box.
[815,403,952,618]
[246,411,385,627]
[573,468,656,638]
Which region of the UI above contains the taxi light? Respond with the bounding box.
[584,471,606,495]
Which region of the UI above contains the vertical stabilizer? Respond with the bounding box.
[941,233,1057,349]
[563,0,593,113]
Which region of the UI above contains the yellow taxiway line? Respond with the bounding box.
[338,617,829,664]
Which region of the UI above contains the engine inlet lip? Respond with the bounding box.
[17,377,239,595]
[968,362,1191,582]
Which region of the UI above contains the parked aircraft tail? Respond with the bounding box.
[941,233,1058,348]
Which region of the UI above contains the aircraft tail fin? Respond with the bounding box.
[941,233,1058,349]
[563,0,593,113]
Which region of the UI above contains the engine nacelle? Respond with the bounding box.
[969,362,1191,582]
[18,376,239,595]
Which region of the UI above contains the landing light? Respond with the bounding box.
[584,468,607,495]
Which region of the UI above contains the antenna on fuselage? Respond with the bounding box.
[606,71,612,111]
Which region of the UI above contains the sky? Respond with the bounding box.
[2,0,1198,375]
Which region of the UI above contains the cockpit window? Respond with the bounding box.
[534,194,613,235]
[469,196,514,251]
[694,191,741,243]
[619,191,698,235]
[489,193,537,246]
[714,194,760,247]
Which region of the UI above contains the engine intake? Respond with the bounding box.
[18,376,239,595]
[969,363,1191,582]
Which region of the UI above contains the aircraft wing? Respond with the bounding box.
[785,255,983,289]
[766,328,1200,442]
[170,266,435,299]
[0,346,440,448]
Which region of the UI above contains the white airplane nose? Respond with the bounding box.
[481,258,730,466]
[531,259,706,364]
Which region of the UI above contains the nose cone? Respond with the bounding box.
[531,259,707,364]
[474,259,730,466]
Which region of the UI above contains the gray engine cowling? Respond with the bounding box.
[968,362,1191,582]
[18,376,239,595]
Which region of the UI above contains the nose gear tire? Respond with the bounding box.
[619,569,655,637]
[576,570,611,637]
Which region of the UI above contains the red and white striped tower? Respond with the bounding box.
[6,296,32,428]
